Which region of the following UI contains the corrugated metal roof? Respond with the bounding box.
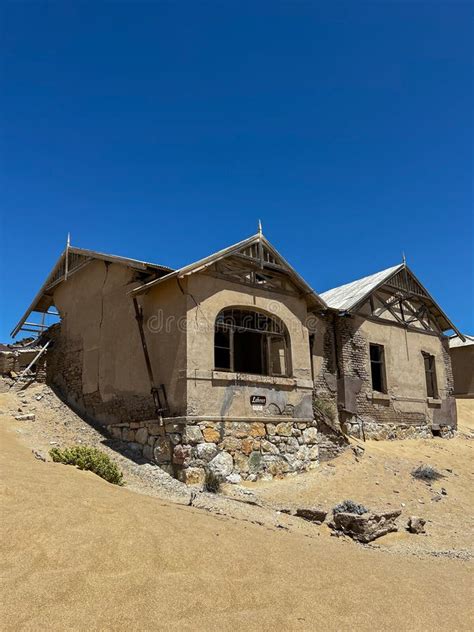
[320,264,403,311]
[449,334,474,348]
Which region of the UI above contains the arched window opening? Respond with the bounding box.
[214,308,291,377]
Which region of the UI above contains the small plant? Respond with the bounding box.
[203,469,221,493]
[333,499,369,515]
[411,465,444,482]
[313,396,336,423]
[50,445,124,486]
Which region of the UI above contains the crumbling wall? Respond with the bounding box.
[45,260,185,425]
[310,312,347,459]
[449,344,474,397]
[336,315,456,439]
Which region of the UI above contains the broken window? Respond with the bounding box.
[422,352,438,398]
[369,343,387,393]
[214,308,290,377]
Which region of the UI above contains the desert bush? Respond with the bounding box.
[203,469,221,493]
[49,445,124,486]
[411,465,444,482]
[333,499,368,515]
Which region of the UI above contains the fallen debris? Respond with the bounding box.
[333,499,368,516]
[295,507,328,524]
[14,413,35,422]
[329,510,401,543]
[407,516,426,534]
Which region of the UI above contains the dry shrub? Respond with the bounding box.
[50,445,124,486]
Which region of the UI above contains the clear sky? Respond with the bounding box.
[1,2,472,341]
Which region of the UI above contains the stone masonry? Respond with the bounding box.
[107,418,319,484]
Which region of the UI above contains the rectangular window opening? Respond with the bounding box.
[370,343,387,393]
[423,352,438,398]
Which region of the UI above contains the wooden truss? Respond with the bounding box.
[209,242,300,295]
[362,268,444,335]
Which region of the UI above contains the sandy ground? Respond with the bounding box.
[253,436,474,558]
[1,383,473,630]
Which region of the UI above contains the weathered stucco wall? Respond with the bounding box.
[141,277,187,416]
[450,346,474,397]
[183,272,314,421]
[336,316,456,438]
[47,261,163,424]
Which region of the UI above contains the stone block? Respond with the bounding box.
[248,451,263,474]
[308,445,319,461]
[219,436,242,452]
[241,438,253,455]
[263,455,289,477]
[135,427,148,445]
[295,507,327,524]
[169,433,181,445]
[330,510,401,543]
[183,467,206,485]
[285,437,299,453]
[208,452,233,478]
[148,424,162,436]
[173,444,191,465]
[249,422,266,437]
[185,425,204,444]
[233,452,249,473]
[407,516,426,534]
[302,427,318,444]
[261,439,279,454]
[195,442,218,462]
[231,422,251,438]
[153,437,171,464]
[123,429,135,442]
[203,427,220,443]
[276,422,292,437]
[266,423,277,436]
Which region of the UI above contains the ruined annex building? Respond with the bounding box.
[11,230,463,483]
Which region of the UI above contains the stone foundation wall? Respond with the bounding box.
[107,418,319,484]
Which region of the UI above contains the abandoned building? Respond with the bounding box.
[9,229,464,483]
[449,334,474,399]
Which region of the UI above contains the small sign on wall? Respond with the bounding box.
[250,395,266,410]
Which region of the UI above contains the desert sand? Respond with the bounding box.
[1,385,473,631]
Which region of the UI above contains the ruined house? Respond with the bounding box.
[10,230,463,483]
[449,334,474,399]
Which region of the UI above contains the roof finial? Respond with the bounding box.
[258,219,262,236]
[67,232,71,248]
[402,251,406,265]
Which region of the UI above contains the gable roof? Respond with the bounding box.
[130,232,327,309]
[320,263,464,339]
[320,264,403,312]
[10,246,172,338]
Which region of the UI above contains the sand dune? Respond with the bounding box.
[1,416,472,631]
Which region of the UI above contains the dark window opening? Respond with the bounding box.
[214,308,290,377]
[423,352,438,398]
[370,343,387,393]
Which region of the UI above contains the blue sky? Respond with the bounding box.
[1,2,472,340]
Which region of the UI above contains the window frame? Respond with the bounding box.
[369,343,387,394]
[422,352,438,398]
[214,307,291,378]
